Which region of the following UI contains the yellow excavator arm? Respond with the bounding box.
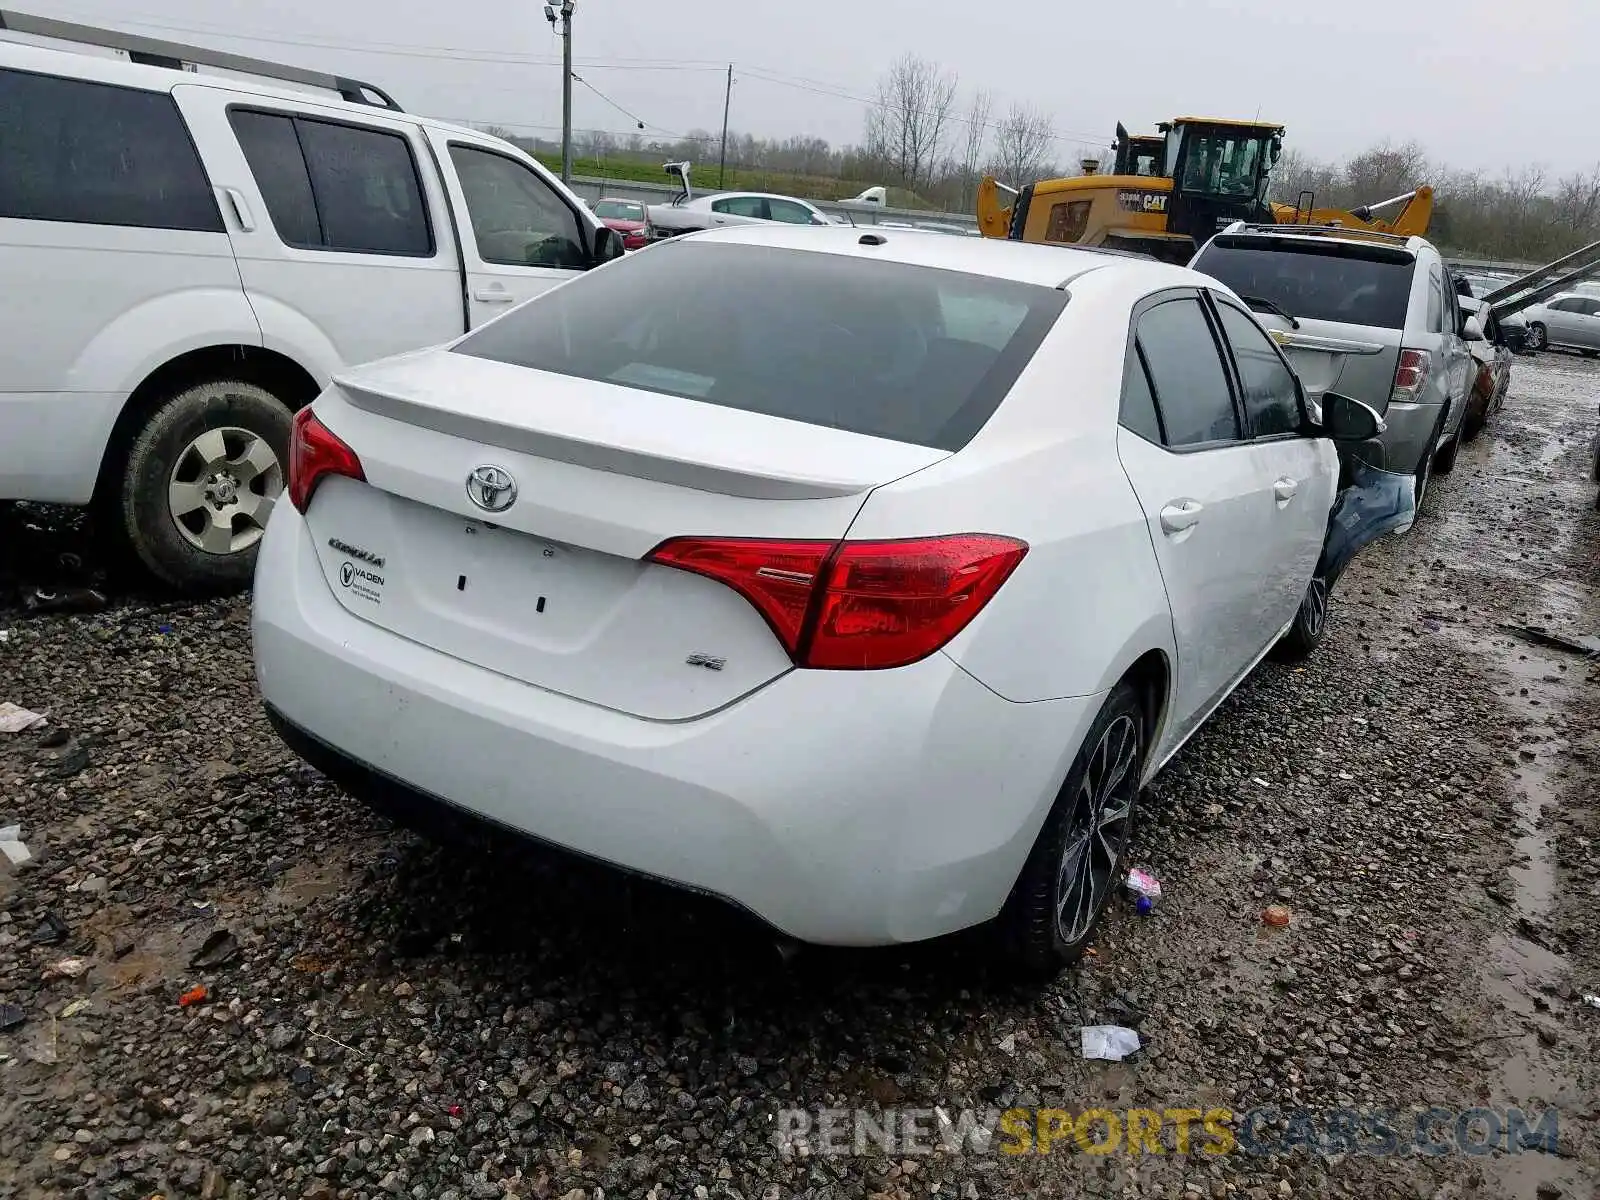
[1271,186,1434,238]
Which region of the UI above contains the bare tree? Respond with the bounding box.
[957,88,994,208]
[863,54,960,194]
[986,103,1055,187]
[478,124,518,144]
[1343,141,1429,204]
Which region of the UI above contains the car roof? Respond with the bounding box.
[673,223,1212,291]
[1210,223,1429,261]
[0,34,501,144]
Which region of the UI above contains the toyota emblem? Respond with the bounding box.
[466,465,517,513]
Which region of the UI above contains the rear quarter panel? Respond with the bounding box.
[844,268,1175,704]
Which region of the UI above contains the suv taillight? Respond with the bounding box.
[288,408,364,513]
[1391,348,1433,405]
[647,534,1028,670]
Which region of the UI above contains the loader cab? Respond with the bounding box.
[1112,124,1166,178]
[1162,118,1283,246]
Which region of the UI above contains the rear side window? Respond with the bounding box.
[1118,348,1163,444]
[1214,301,1301,437]
[454,240,1067,451]
[712,196,766,218]
[1193,238,1414,329]
[229,109,432,256]
[1135,298,1240,447]
[0,68,220,232]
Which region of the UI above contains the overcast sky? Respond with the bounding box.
[32,0,1597,180]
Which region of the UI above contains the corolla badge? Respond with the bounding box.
[466,465,517,513]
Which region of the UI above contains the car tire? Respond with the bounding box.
[1527,323,1547,352]
[1275,575,1330,660]
[997,681,1145,979]
[113,379,293,593]
[1413,422,1439,509]
[1433,420,1460,476]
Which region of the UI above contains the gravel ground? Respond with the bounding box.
[1,354,1597,1200]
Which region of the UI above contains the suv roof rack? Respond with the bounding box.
[0,9,403,110]
[1224,221,1414,247]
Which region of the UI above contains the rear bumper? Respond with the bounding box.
[251,503,1102,946]
[1376,398,1446,472]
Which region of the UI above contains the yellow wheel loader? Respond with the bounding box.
[976,118,1433,262]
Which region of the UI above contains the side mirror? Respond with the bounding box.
[1461,315,1485,342]
[592,224,625,264]
[1321,392,1386,441]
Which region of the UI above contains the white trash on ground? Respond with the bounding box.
[0,824,32,869]
[0,703,46,734]
[1080,1025,1142,1061]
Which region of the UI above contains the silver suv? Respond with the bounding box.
[1190,224,1478,506]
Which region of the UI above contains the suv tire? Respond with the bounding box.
[114,380,293,592]
[998,681,1144,978]
[1433,421,1461,476]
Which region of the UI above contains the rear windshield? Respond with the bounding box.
[453,240,1067,451]
[1194,238,1414,329]
[592,199,643,220]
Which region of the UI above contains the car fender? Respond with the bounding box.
[67,286,264,398]
[244,293,348,390]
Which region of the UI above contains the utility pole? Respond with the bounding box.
[544,1,576,183]
[718,64,733,189]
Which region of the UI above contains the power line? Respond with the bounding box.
[48,6,1111,151]
[571,73,649,132]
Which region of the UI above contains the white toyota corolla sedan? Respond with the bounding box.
[252,225,1411,975]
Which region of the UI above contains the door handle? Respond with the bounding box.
[472,288,514,304]
[220,187,254,232]
[1159,500,1204,534]
[1274,477,1299,503]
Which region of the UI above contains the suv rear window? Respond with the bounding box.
[454,241,1067,451]
[1193,237,1414,329]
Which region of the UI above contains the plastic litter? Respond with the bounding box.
[1126,868,1163,903]
[61,999,91,1019]
[0,1002,25,1032]
[189,930,240,970]
[1582,994,1600,1009]
[0,824,32,869]
[32,912,70,945]
[0,703,46,734]
[1262,905,1292,927]
[44,958,89,980]
[178,985,208,1007]
[1135,895,1155,916]
[1080,1025,1141,1062]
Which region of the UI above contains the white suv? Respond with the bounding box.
[0,11,623,591]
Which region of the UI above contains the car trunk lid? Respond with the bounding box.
[298,351,948,721]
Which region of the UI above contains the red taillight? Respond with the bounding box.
[647,533,1028,670]
[288,407,364,514]
[1391,348,1432,404]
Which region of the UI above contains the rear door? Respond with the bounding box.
[1114,291,1281,740]
[1543,297,1583,346]
[424,129,592,325]
[1576,298,1600,349]
[177,87,463,370]
[1209,295,1336,624]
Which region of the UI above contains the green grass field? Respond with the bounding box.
[529,152,935,210]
